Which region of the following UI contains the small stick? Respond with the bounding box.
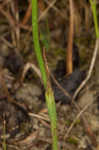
[21,62,42,83]
[38,0,57,21]
[66,0,74,74]
[44,0,66,19]
[22,1,32,25]
[0,37,14,48]
[64,101,93,139]
[50,73,71,99]
[73,38,99,100]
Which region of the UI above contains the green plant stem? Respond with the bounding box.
[31,0,47,88]
[45,85,58,150]
[89,0,99,38]
[31,0,58,150]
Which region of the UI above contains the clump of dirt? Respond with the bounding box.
[0,99,31,140]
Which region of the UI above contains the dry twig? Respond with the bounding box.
[64,101,93,139]
[66,0,74,74]
[73,38,99,100]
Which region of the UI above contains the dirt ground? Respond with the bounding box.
[0,0,99,150]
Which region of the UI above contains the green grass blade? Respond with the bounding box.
[31,0,58,149]
[31,0,47,88]
[45,86,58,150]
[89,0,99,38]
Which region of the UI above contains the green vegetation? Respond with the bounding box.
[31,0,58,150]
[67,136,78,145]
[31,0,47,88]
[89,0,99,38]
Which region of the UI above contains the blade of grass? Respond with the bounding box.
[45,84,58,150]
[89,0,99,38]
[31,0,58,149]
[31,0,47,88]
[43,49,58,150]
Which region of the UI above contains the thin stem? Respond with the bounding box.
[31,0,47,88]
[31,1,58,150]
[89,0,99,38]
